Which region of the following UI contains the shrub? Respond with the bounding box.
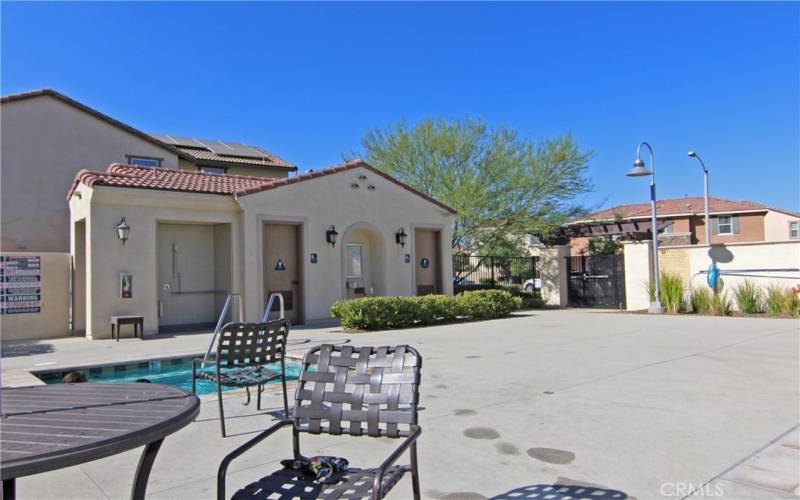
[331,291,521,330]
[689,286,712,314]
[788,292,800,317]
[765,285,788,316]
[733,280,764,314]
[710,290,733,316]
[521,295,545,309]
[455,289,522,320]
[660,272,685,313]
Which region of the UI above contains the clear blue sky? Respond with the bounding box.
[2,2,798,211]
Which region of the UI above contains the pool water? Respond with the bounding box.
[37,357,303,396]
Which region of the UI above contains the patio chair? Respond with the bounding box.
[192,319,290,437]
[217,344,422,500]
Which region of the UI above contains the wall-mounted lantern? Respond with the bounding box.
[116,217,130,245]
[395,227,408,247]
[326,225,338,247]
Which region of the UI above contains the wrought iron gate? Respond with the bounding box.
[566,254,626,308]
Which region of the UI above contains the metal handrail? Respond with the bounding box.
[261,292,285,322]
[201,293,244,369]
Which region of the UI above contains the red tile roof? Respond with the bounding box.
[67,161,457,214]
[573,197,774,223]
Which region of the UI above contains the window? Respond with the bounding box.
[126,155,162,167]
[199,166,226,174]
[662,221,674,234]
[528,234,542,246]
[345,244,363,277]
[717,215,733,234]
[790,221,799,239]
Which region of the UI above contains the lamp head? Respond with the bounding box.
[687,151,697,158]
[626,158,652,177]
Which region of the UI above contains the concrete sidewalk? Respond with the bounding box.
[2,310,798,499]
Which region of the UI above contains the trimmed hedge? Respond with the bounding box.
[331,290,522,331]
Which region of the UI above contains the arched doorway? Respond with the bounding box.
[340,222,386,299]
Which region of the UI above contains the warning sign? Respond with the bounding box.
[1,255,42,314]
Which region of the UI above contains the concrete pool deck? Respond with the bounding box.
[1,310,798,499]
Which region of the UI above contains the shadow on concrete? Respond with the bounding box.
[1,340,56,358]
[491,484,633,499]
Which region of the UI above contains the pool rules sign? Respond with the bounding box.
[1,255,42,314]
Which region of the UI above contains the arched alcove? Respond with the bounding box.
[340,222,387,299]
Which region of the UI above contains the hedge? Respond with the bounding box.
[330,290,522,330]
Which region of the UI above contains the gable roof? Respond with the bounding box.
[572,196,777,224]
[1,89,295,171]
[67,160,457,214]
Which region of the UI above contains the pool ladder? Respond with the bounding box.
[200,292,285,369]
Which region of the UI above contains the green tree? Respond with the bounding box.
[587,236,619,256]
[354,117,593,254]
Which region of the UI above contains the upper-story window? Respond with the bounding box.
[126,155,163,168]
[717,215,733,234]
[790,221,799,239]
[662,221,674,233]
[199,166,226,174]
[713,215,739,235]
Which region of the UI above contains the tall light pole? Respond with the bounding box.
[687,151,711,246]
[626,141,663,314]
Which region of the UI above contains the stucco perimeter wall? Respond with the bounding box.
[1,95,179,253]
[0,252,71,340]
[624,240,800,311]
[71,185,242,339]
[237,165,455,321]
[539,245,569,306]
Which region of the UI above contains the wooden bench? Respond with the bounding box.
[111,315,144,341]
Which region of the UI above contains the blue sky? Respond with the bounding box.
[2,2,798,211]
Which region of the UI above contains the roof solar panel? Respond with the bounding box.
[150,134,207,148]
[198,139,264,159]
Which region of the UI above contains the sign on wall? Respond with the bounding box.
[1,255,42,314]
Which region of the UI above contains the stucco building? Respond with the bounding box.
[68,160,455,338]
[1,89,296,253]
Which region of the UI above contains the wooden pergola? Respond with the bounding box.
[541,220,670,245]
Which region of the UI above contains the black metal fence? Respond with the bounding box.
[453,255,540,294]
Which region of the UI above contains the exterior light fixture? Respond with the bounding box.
[626,141,662,314]
[326,225,338,247]
[116,217,130,245]
[395,227,408,247]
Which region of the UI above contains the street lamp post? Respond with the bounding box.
[687,151,711,246]
[626,141,663,314]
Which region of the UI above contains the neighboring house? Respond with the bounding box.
[0,89,296,252]
[566,196,800,255]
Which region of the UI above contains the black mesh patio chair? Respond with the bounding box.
[218,344,422,500]
[192,319,290,437]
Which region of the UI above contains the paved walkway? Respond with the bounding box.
[2,310,798,499]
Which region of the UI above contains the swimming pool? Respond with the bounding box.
[35,356,303,395]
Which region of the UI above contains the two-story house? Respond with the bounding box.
[566,196,800,256]
[0,89,297,252]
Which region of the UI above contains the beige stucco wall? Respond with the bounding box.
[539,245,569,306]
[623,240,800,311]
[71,185,242,338]
[237,165,454,322]
[764,210,800,242]
[1,95,179,253]
[0,252,70,340]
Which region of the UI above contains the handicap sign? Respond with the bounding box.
[274,259,286,271]
[420,257,430,269]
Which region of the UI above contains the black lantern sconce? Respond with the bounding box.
[326,225,338,247]
[116,217,130,245]
[395,227,408,247]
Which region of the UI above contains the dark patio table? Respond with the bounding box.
[0,382,200,500]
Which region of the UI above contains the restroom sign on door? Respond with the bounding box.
[1,255,42,314]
